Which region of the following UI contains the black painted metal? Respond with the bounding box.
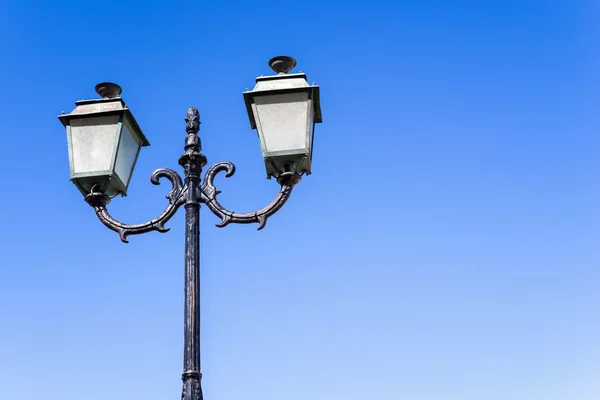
[179,108,204,400]
[82,107,302,400]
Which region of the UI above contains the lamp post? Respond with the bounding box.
[58,56,322,400]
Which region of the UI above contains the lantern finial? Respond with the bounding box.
[95,82,122,99]
[268,56,297,75]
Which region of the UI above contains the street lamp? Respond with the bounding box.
[58,56,322,400]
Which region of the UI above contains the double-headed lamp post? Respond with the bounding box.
[58,56,322,400]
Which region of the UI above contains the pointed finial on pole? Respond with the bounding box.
[185,107,200,135]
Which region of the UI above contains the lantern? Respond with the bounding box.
[244,56,322,178]
[58,82,149,197]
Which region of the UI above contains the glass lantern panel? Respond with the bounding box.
[70,115,120,175]
[114,118,142,188]
[307,100,314,153]
[253,92,310,155]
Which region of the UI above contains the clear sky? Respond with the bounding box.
[0,1,598,400]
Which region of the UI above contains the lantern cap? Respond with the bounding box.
[95,82,122,99]
[268,56,297,74]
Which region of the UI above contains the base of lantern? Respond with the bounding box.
[85,191,111,208]
[276,171,302,187]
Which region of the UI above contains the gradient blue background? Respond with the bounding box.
[0,1,599,399]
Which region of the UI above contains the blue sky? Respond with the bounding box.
[0,1,599,399]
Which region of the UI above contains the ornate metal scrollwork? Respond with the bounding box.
[85,168,185,243]
[200,161,301,230]
[84,106,302,240]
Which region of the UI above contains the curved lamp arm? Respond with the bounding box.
[85,168,186,243]
[200,161,302,230]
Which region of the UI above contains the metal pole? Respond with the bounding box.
[182,200,202,400]
[179,108,207,400]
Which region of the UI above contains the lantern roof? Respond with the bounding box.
[58,86,150,147]
[243,58,322,130]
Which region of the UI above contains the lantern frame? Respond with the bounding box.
[243,60,322,179]
[58,92,149,197]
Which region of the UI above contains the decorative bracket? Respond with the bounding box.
[84,107,302,241]
[200,161,301,230]
[85,168,185,243]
